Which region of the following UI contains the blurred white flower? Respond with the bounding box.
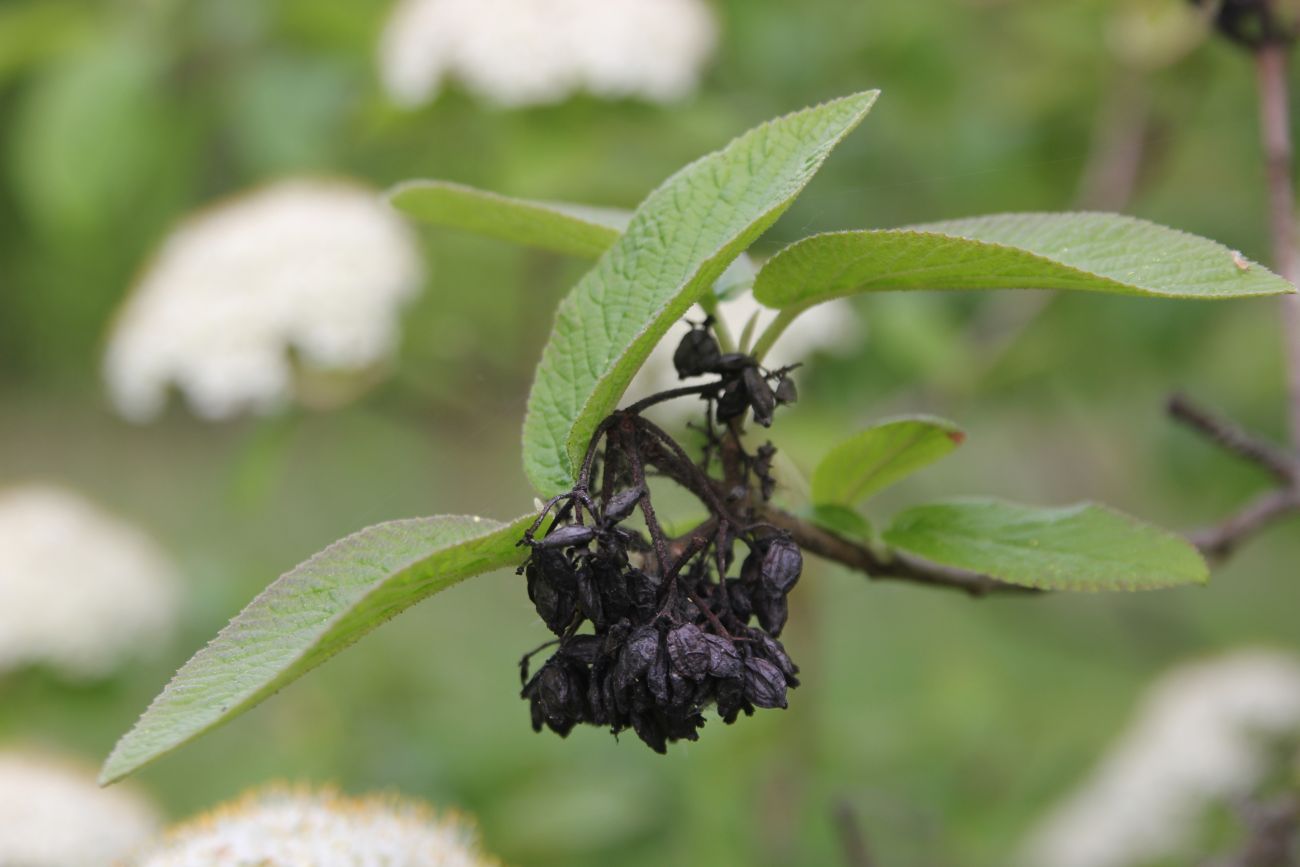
[624,292,862,416]
[0,484,179,679]
[105,180,425,422]
[379,0,717,108]
[0,749,161,866]
[1018,650,1300,867]
[135,785,499,867]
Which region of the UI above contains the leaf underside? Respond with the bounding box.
[812,415,964,507]
[388,179,758,297]
[101,514,530,784]
[522,90,880,496]
[753,212,1295,309]
[389,180,625,259]
[883,498,1209,592]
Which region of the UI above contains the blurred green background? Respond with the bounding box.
[2,0,1298,864]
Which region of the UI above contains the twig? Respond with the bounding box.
[1168,393,1299,485]
[1189,486,1300,559]
[833,800,876,867]
[1255,42,1300,451]
[760,505,1036,597]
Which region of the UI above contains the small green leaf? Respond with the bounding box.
[806,503,874,542]
[522,91,879,496]
[883,498,1208,592]
[753,213,1295,309]
[812,415,964,507]
[101,513,529,784]
[389,180,625,259]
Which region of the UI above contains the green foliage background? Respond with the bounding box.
[1,0,1297,864]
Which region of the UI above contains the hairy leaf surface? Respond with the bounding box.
[883,498,1208,591]
[389,180,757,295]
[812,415,964,506]
[102,514,529,784]
[754,213,1294,308]
[390,180,626,258]
[522,91,879,495]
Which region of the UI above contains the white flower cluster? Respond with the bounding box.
[135,785,499,867]
[379,0,717,108]
[1019,650,1300,867]
[0,484,179,679]
[0,749,161,867]
[105,180,425,422]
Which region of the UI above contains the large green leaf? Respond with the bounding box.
[753,213,1295,309]
[389,180,626,258]
[388,180,757,297]
[522,91,879,496]
[883,498,1208,592]
[812,415,964,507]
[101,513,529,784]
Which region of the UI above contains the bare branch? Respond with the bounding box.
[1255,43,1300,452]
[833,800,876,867]
[1189,486,1300,560]
[1168,393,1299,485]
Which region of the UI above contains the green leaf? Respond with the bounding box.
[101,513,529,784]
[753,213,1295,309]
[805,503,874,543]
[812,415,964,507]
[389,180,758,296]
[522,91,879,496]
[389,180,625,259]
[882,498,1208,592]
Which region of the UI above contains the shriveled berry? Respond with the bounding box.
[754,591,789,636]
[774,374,798,405]
[760,538,802,595]
[714,353,753,372]
[743,657,788,709]
[603,485,643,524]
[673,329,722,378]
[716,378,750,422]
[535,524,597,549]
[743,366,776,427]
[666,623,711,680]
[701,633,743,679]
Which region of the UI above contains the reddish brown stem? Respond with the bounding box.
[1256,43,1300,451]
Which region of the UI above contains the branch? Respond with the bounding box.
[1189,486,1300,560]
[833,800,877,867]
[1255,43,1300,452]
[1168,392,1300,559]
[760,505,1036,598]
[1168,393,1299,485]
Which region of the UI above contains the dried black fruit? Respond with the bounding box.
[760,538,803,595]
[673,328,722,378]
[515,318,803,753]
[666,623,711,680]
[754,591,789,636]
[743,366,776,427]
[534,524,597,549]
[743,657,788,709]
[603,486,643,524]
[774,374,797,405]
[716,378,750,422]
[714,352,753,373]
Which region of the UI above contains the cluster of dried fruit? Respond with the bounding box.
[516,322,804,753]
[673,320,797,427]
